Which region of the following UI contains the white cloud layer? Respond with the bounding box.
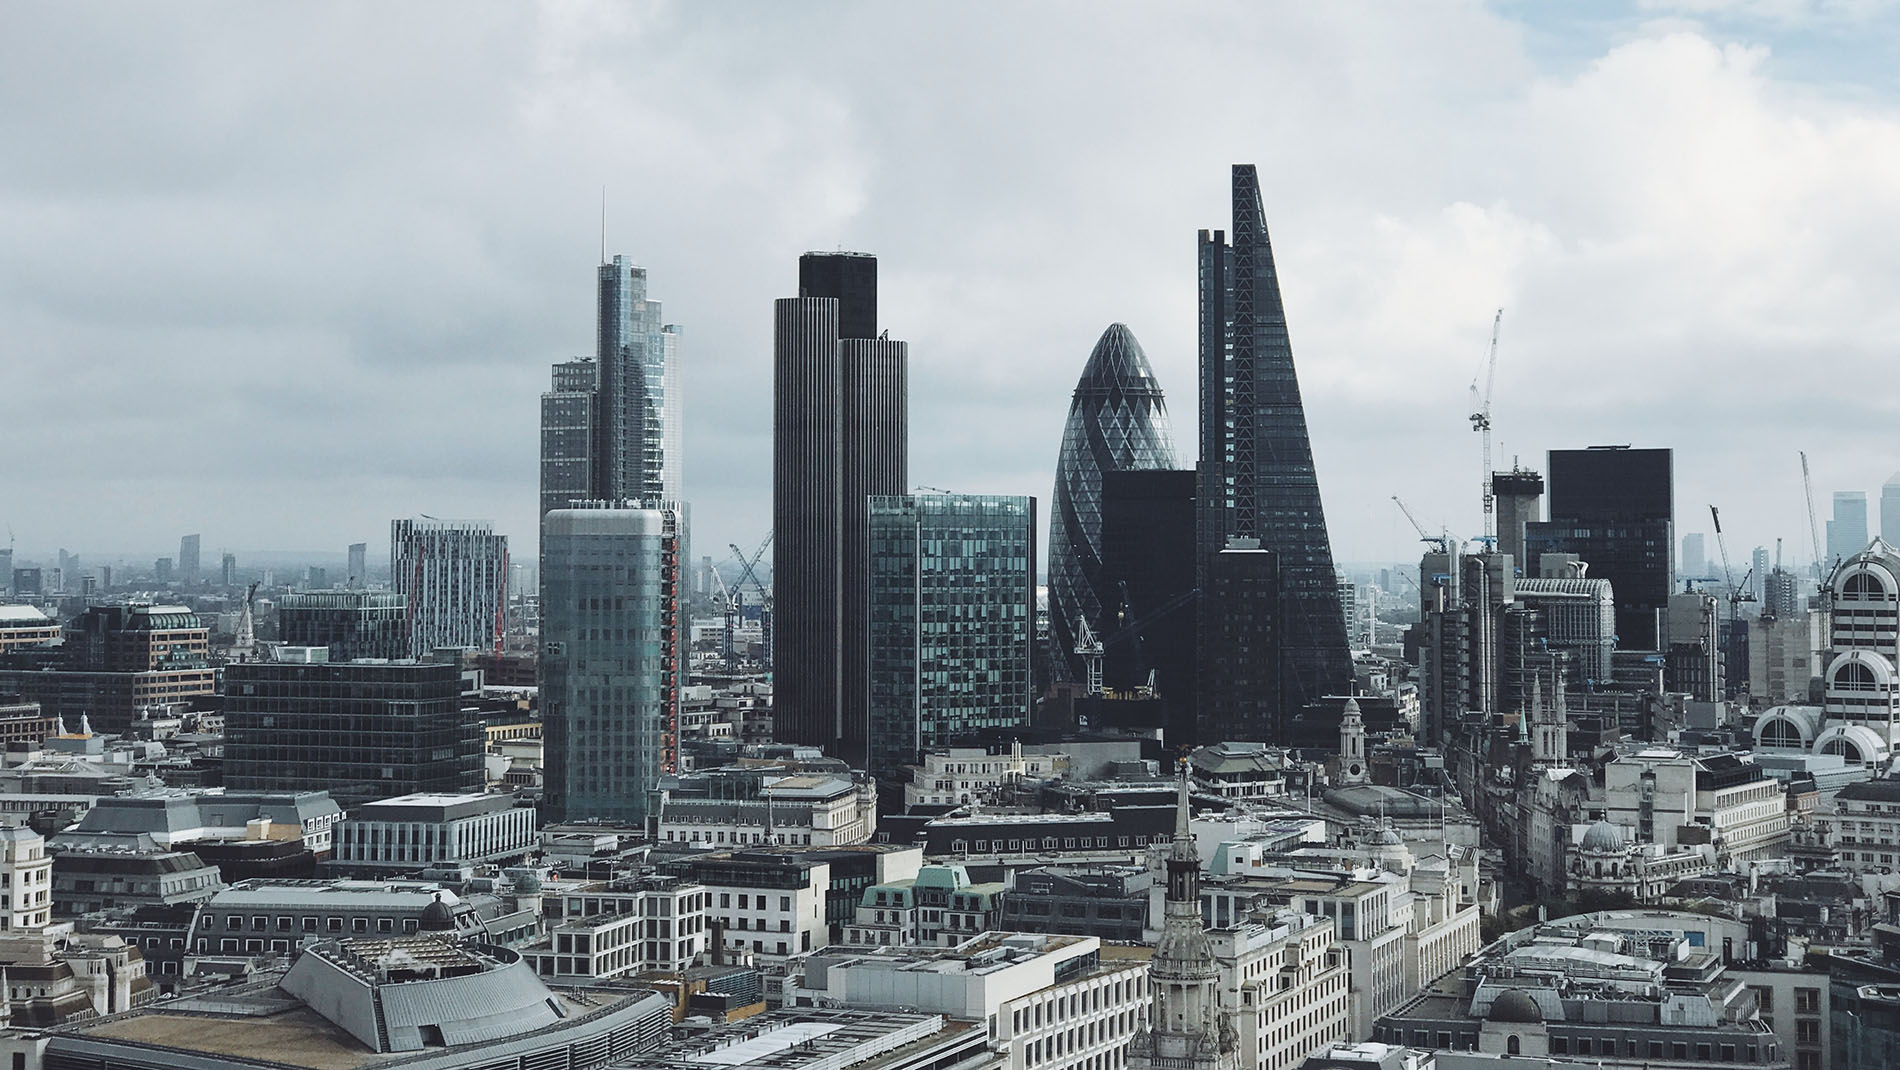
[3,1,1898,575]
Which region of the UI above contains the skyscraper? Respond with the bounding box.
[1196,164,1352,721]
[1493,468,1544,575]
[540,503,683,824]
[389,518,508,657]
[1099,469,1197,737]
[346,542,367,589]
[1682,532,1707,582]
[1197,538,1281,743]
[178,534,201,582]
[220,552,237,587]
[1828,490,1870,567]
[866,494,1035,779]
[1526,446,1674,650]
[1048,324,1178,687]
[1749,546,1771,606]
[773,252,907,765]
[537,256,683,522]
[1884,474,1900,546]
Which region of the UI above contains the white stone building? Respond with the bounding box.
[901,743,1065,808]
[1604,749,1789,865]
[656,772,876,847]
[332,792,538,874]
[0,822,51,930]
[527,873,709,979]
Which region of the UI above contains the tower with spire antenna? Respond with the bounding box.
[1129,762,1239,1070]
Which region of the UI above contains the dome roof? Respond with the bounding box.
[1580,820,1626,852]
[1488,989,1544,1024]
[418,893,456,932]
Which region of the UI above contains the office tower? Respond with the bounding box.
[1664,590,1722,701]
[305,566,327,589]
[220,553,237,587]
[1492,469,1544,575]
[1884,474,1900,545]
[10,568,39,597]
[1047,324,1179,688]
[1682,533,1707,582]
[1514,576,1616,686]
[346,543,367,589]
[1099,469,1197,738]
[46,568,63,595]
[540,503,683,823]
[865,494,1035,779]
[1763,568,1801,620]
[0,604,215,733]
[539,357,599,521]
[1525,446,1673,650]
[1749,547,1770,605]
[1197,538,1281,743]
[1196,164,1351,719]
[98,565,110,590]
[0,550,10,595]
[389,518,508,658]
[154,558,173,583]
[57,550,72,583]
[225,659,481,809]
[1828,490,1871,567]
[178,534,201,582]
[278,590,408,661]
[773,252,907,764]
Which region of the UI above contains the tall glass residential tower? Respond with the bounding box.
[1048,324,1178,686]
[1196,164,1351,731]
[867,494,1035,779]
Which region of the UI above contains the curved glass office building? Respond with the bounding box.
[1048,323,1179,685]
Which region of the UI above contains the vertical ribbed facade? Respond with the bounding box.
[540,358,598,522]
[390,518,508,657]
[1196,164,1351,732]
[540,503,682,824]
[773,253,906,767]
[1047,323,1178,686]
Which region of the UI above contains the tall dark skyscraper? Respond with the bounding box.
[1099,469,1197,739]
[1195,164,1351,725]
[773,252,907,766]
[1526,446,1674,650]
[1048,324,1178,688]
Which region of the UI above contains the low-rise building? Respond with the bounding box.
[611,1008,996,1070]
[525,873,710,979]
[999,864,1153,942]
[655,769,877,848]
[330,791,537,876]
[1827,777,1900,874]
[51,845,224,916]
[182,878,535,955]
[900,744,1065,809]
[1191,741,1294,801]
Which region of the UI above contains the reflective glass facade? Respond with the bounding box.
[1530,446,1674,650]
[224,661,481,809]
[278,590,408,661]
[540,504,682,823]
[1047,324,1178,685]
[867,494,1035,779]
[1196,164,1352,717]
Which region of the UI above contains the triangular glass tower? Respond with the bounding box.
[1196,164,1351,735]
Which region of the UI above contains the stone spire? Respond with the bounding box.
[1130,761,1238,1070]
[1338,695,1368,786]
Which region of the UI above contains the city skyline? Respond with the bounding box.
[9,5,1900,572]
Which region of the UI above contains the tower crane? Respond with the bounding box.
[1709,505,1758,616]
[1468,308,1503,541]
[1800,451,1826,586]
[1391,496,1452,554]
[729,532,774,669]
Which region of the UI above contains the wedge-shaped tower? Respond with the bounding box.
[1048,323,1178,685]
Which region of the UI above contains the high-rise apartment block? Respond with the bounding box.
[538,256,683,523]
[1047,324,1178,687]
[178,534,201,582]
[773,253,906,766]
[1829,490,1870,567]
[1526,446,1673,650]
[224,658,482,809]
[346,542,367,588]
[278,590,409,661]
[1196,164,1351,728]
[389,518,508,658]
[865,494,1036,779]
[539,503,684,824]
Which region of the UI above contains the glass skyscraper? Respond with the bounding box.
[1527,446,1674,650]
[1047,323,1178,687]
[1196,164,1352,726]
[540,502,683,824]
[866,494,1035,780]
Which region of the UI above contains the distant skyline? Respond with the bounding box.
[8,3,1900,573]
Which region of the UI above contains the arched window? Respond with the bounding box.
[1844,572,1890,601]
[1835,661,1881,692]
[1761,719,1805,747]
[1824,737,1865,764]
[1508,1036,1521,1056]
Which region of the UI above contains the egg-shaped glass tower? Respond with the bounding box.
[1048,324,1178,686]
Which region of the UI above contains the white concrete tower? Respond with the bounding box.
[1130,763,1239,1070]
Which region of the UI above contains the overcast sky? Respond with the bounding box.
[7,1,1900,576]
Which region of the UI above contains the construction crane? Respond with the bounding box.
[729,532,774,669]
[1800,451,1826,586]
[1709,505,1758,616]
[1074,587,1198,698]
[1391,496,1452,554]
[1468,308,1503,541]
